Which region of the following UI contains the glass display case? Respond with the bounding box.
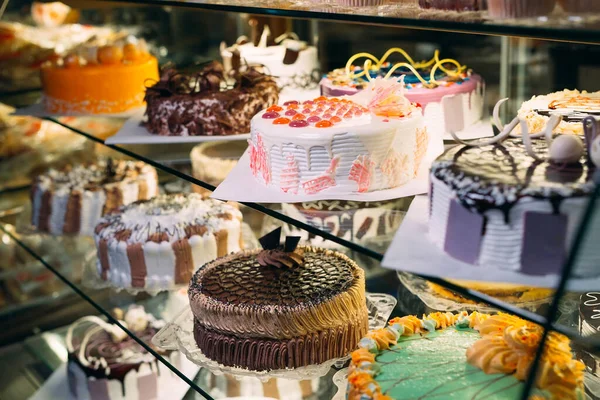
[1,0,600,399]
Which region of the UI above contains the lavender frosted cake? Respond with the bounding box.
[429,137,596,277]
[144,61,279,136]
[66,306,181,400]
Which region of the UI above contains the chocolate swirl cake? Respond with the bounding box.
[144,61,279,136]
[429,137,597,277]
[94,193,243,290]
[31,159,158,236]
[67,306,181,400]
[189,245,368,371]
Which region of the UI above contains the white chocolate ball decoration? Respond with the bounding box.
[549,135,584,164]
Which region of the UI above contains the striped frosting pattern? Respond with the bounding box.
[94,194,243,290]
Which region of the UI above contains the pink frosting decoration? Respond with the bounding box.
[301,156,340,194]
[280,154,300,194]
[349,155,375,193]
[320,73,483,109]
[248,134,271,185]
[381,149,408,187]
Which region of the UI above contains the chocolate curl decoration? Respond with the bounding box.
[144,61,225,99]
[257,228,304,268]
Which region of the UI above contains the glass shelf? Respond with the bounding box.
[93,0,600,44]
[2,4,600,398]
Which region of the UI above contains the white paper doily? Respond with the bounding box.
[397,272,552,313]
[82,222,259,296]
[152,293,397,381]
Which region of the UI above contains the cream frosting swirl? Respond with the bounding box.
[257,247,304,268]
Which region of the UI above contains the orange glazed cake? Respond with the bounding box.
[40,40,159,114]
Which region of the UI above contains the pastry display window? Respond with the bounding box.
[1,1,600,399]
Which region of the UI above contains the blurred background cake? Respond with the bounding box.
[31,159,158,235]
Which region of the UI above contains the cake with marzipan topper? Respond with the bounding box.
[320,48,484,136]
[249,77,428,195]
[67,305,182,400]
[429,108,598,277]
[189,228,369,371]
[31,159,158,236]
[94,193,243,290]
[144,61,279,136]
[347,312,584,399]
[41,38,159,114]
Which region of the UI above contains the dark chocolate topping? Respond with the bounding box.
[69,325,167,381]
[193,247,356,307]
[580,292,600,332]
[143,61,279,137]
[432,138,595,218]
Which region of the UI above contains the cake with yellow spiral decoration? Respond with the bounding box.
[320,48,484,137]
[189,228,368,371]
[347,312,584,399]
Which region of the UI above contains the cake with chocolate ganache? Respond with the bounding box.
[429,126,598,277]
[144,61,279,136]
[347,312,584,399]
[94,193,243,290]
[189,228,369,371]
[31,159,158,236]
[67,305,182,400]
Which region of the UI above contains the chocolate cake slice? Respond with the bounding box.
[144,61,279,136]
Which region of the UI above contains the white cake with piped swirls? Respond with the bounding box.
[94,193,243,291]
[31,159,158,236]
[248,78,428,196]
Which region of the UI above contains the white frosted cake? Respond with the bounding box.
[94,193,243,290]
[67,306,181,400]
[221,27,319,100]
[31,160,158,236]
[429,134,597,277]
[249,78,428,196]
[518,89,600,135]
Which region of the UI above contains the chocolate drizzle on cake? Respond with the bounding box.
[144,61,279,137]
[431,138,595,223]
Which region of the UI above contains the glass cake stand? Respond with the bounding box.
[398,272,554,313]
[152,293,397,381]
[81,223,259,296]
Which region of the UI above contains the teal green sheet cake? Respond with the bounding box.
[347,312,584,400]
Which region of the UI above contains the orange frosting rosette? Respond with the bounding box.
[388,315,422,336]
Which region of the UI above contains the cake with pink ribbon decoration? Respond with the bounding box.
[320,48,484,137]
[249,77,428,195]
